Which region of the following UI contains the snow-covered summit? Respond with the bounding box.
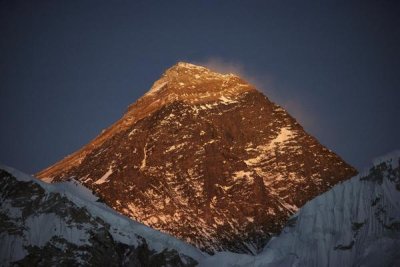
[175,62,208,71]
[144,61,250,102]
[372,150,400,169]
[171,61,235,76]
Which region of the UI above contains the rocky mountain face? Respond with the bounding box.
[0,165,203,266]
[201,152,400,267]
[1,153,397,267]
[36,62,357,253]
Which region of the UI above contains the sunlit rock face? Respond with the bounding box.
[37,62,357,254]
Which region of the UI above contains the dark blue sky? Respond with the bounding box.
[1,0,399,173]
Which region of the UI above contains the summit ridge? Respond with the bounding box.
[144,62,251,104]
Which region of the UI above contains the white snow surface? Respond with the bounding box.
[372,150,400,169]
[269,127,293,146]
[146,81,168,95]
[219,95,238,105]
[94,165,113,184]
[0,164,205,264]
[245,126,295,167]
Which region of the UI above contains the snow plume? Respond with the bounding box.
[195,58,270,90]
[196,58,247,76]
[196,57,316,133]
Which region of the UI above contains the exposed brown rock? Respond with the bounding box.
[37,62,357,254]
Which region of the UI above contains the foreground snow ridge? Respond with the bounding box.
[0,164,204,266]
[201,151,400,267]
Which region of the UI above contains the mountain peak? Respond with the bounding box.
[166,61,236,79]
[145,61,252,102]
[174,61,208,70]
[37,62,357,253]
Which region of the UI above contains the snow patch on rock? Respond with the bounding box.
[94,166,113,184]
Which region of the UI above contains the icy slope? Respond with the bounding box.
[199,151,400,266]
[0,164,204,266]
